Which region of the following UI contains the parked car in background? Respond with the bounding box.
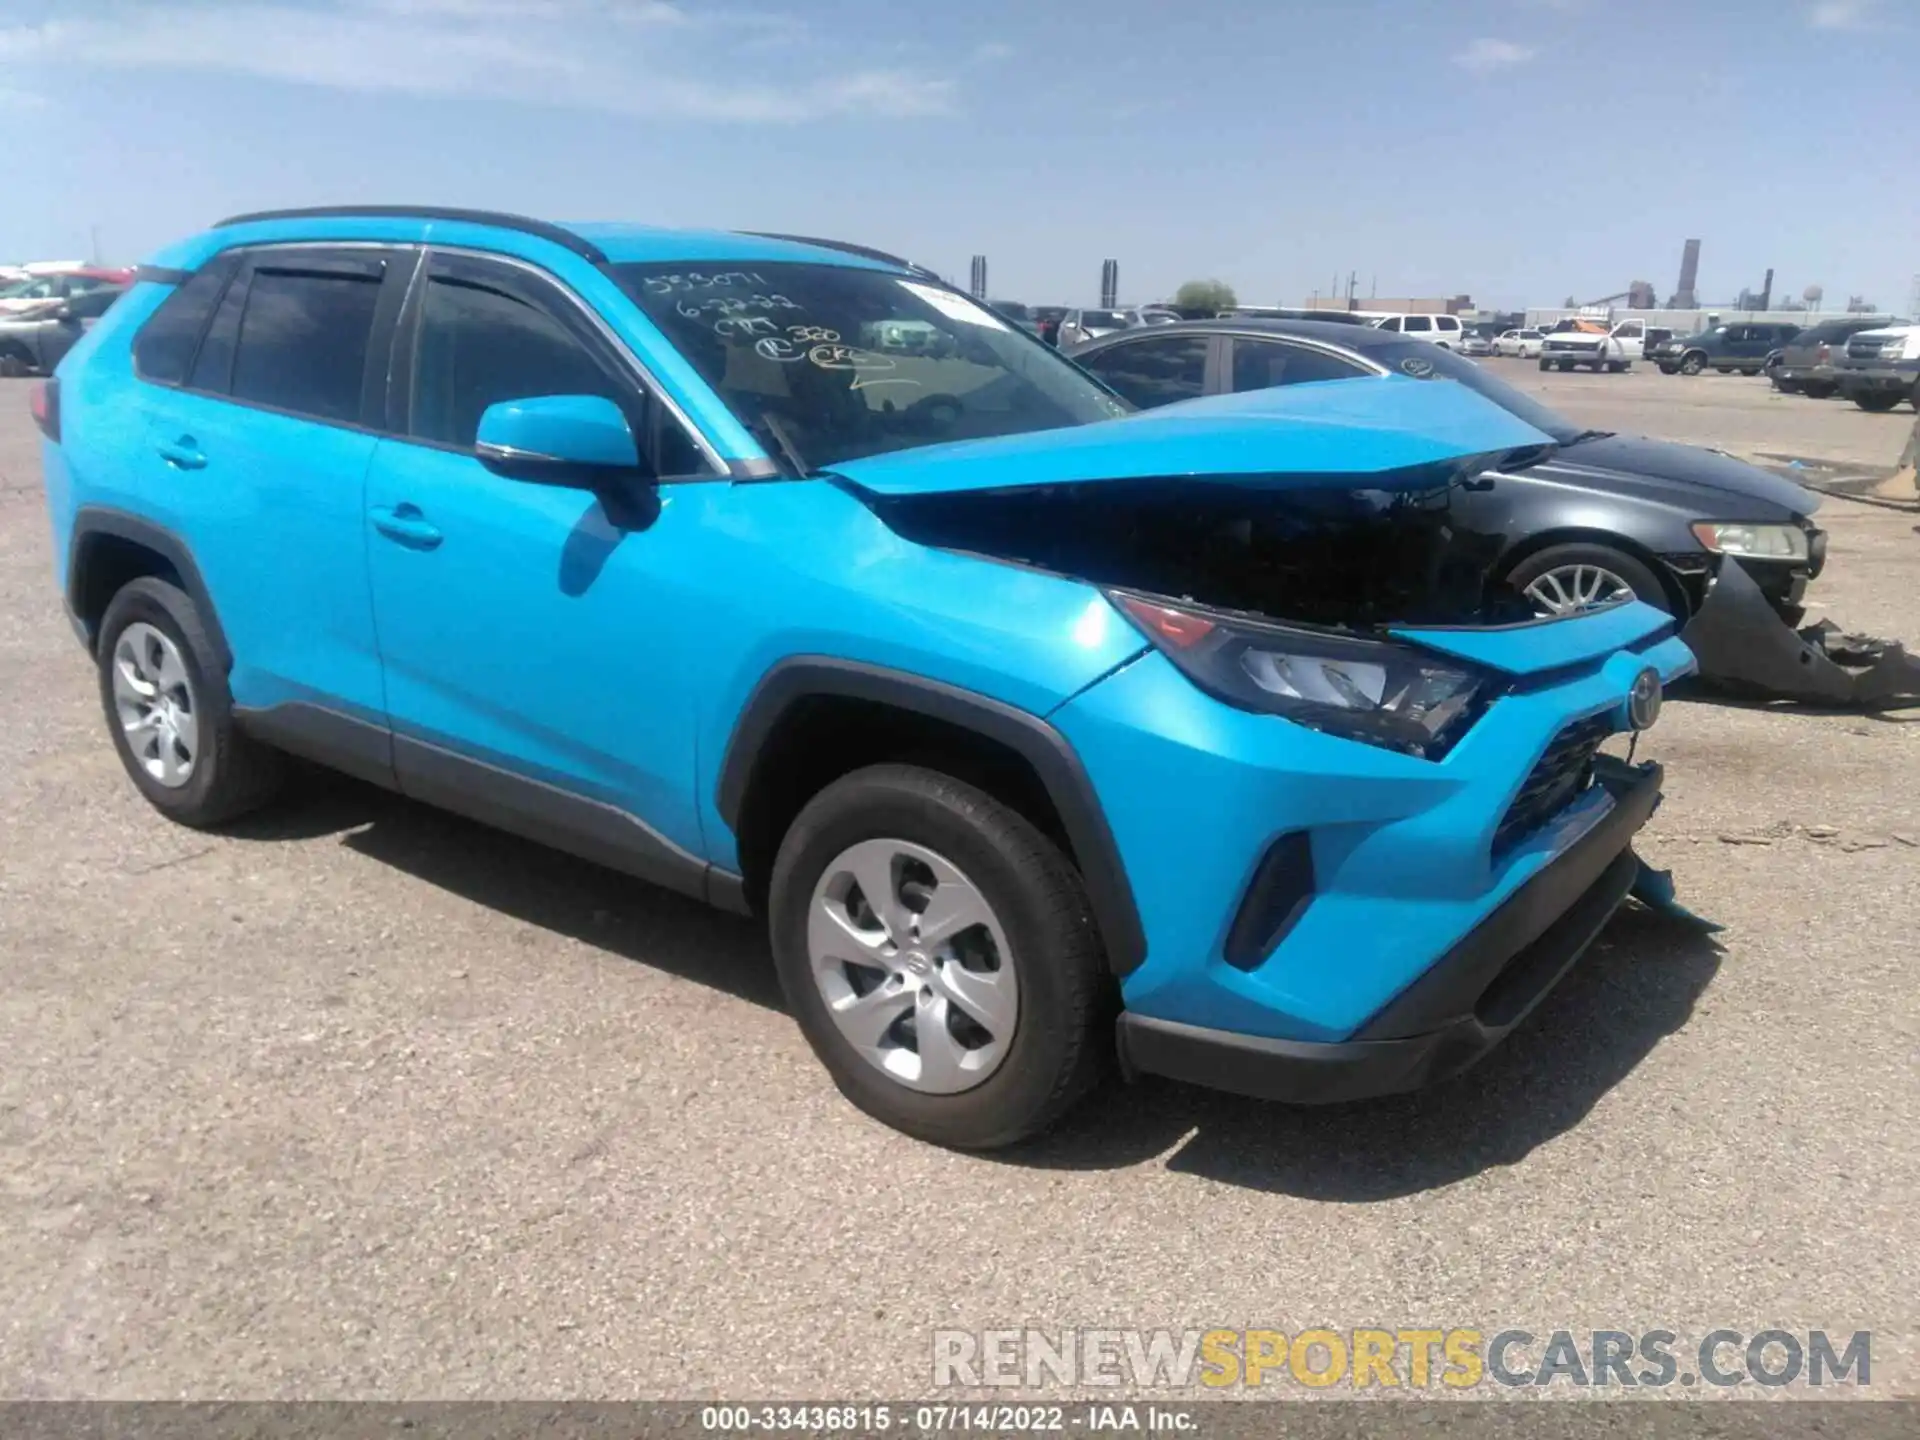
[1369,312,1465,349]
[1494,328,1545,358]
[1029,305,1070,347]
[33,207,1696,1147]
[1459,332,1494,357]
[1649,321,1801,376]
[1056,307,1137,348]
[1069,317,1826,627]
[1772,317,1906,398]
[0,281,125,376]
[1833,323,1920,412]
[0,266,134,317]
[1539,321,1636,373]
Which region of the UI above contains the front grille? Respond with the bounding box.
[1493,714,1611,856]
[1846,335,1894,360]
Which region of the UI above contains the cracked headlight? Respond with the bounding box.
[1690,522,1809,561]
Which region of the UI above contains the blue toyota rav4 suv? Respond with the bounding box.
[35,207,1695,1148]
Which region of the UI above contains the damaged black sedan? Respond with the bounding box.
[1066,319,1918,703]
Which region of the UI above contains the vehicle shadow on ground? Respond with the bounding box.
[229,773,1722,1199]
[223,769,785,1012]
[1004,903,1724,1200]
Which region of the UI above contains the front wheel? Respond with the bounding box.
[96,577,284,827]
[768,764,1109,1150]
[1803,381,1836,399]
[1538,357,1552,371]
[1506,544,1673,619]
[0,348,29,378]
[1679,353,1707,376]
[1853,390,1902,413]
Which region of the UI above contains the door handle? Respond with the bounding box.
[155,436,207,470]
[370,503,444,550]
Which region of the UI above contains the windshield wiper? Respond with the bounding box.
[753,414,812,479]
[1563,428,1615,445]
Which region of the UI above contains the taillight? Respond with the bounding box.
[1817,343,1830,363]
[29,378,60,442]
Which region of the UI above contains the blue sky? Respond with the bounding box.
[2,0,1914,312]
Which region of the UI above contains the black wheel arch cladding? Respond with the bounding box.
[718,657,1148,975]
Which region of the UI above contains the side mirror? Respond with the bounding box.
[474,394,647,484]
[50,302,76,321]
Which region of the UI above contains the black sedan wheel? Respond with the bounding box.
[1507,544,1673,619]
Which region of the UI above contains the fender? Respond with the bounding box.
[66,507,232,671]
[718,657,1148,976]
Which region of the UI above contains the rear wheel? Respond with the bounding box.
[1803,381,1836,399]
[1853,390,1901,413]
[1659,363,1680,375]
[96,577,284,827]
[768,764,1109,1150]
[1679,352,1707,376]
[0,347,29,378]
[1507,543,1673,619]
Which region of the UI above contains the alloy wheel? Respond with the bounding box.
[1523,564,1636,617]
[111,621,199,788]
[806,837,1018,1094]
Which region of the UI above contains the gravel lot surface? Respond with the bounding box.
[0,370,1914,1402]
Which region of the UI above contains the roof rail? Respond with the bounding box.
[741,232,932,276]
[211,206,608,265]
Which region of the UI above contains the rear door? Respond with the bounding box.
[130,245,409,727]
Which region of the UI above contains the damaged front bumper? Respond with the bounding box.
[1118,759,1663,1104]
[1679,557,1920,707]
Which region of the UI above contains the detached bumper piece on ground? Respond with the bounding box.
[1680,559,1920,708]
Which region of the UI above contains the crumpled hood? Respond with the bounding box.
[826,376,1555,497]
[1532,433,1819,516]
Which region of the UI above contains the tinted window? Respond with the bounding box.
[410,273,623,449]
[229,267,382,424]
[187,271,246,393]
[1402,315,1432,333]
[1230,338,1368,391]
[133,261,234,385]
[1377,317,1401,331]
[1435,316,1461,332]
[1079,335,1208,409]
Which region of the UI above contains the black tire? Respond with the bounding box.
[1803,381,1836,399]
[1715,366,1733,374]
[0,347,30,378]
[1771,373,1800,393]
[1658,363,1680,375]
[1538,357,1551,371]
[1607,361,1628,373]
[1852,390,1901,413]
[1679,352,1707,376]
[768,763,1109,1150]
[1505,543,1675,617]
[96,577,283,827]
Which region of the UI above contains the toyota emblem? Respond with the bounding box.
[1627,668,1663,731]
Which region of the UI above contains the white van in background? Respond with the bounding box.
[1368,313,1465,350]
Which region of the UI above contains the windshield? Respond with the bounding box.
[1080,310,1132,329]
[0,276,59,300]
[1367,340,1580,444]
[615,262,1128,469]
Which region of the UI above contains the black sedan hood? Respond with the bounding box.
[1534,433,1819,517]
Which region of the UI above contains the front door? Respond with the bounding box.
[361,249,723,885]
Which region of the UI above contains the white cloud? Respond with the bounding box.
[0,1,955,121]
[1807,0,1871,28]
[1453,37,1537,72]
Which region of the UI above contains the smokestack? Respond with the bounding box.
[1758,267,1774,312]
[1672,239,1701,309]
